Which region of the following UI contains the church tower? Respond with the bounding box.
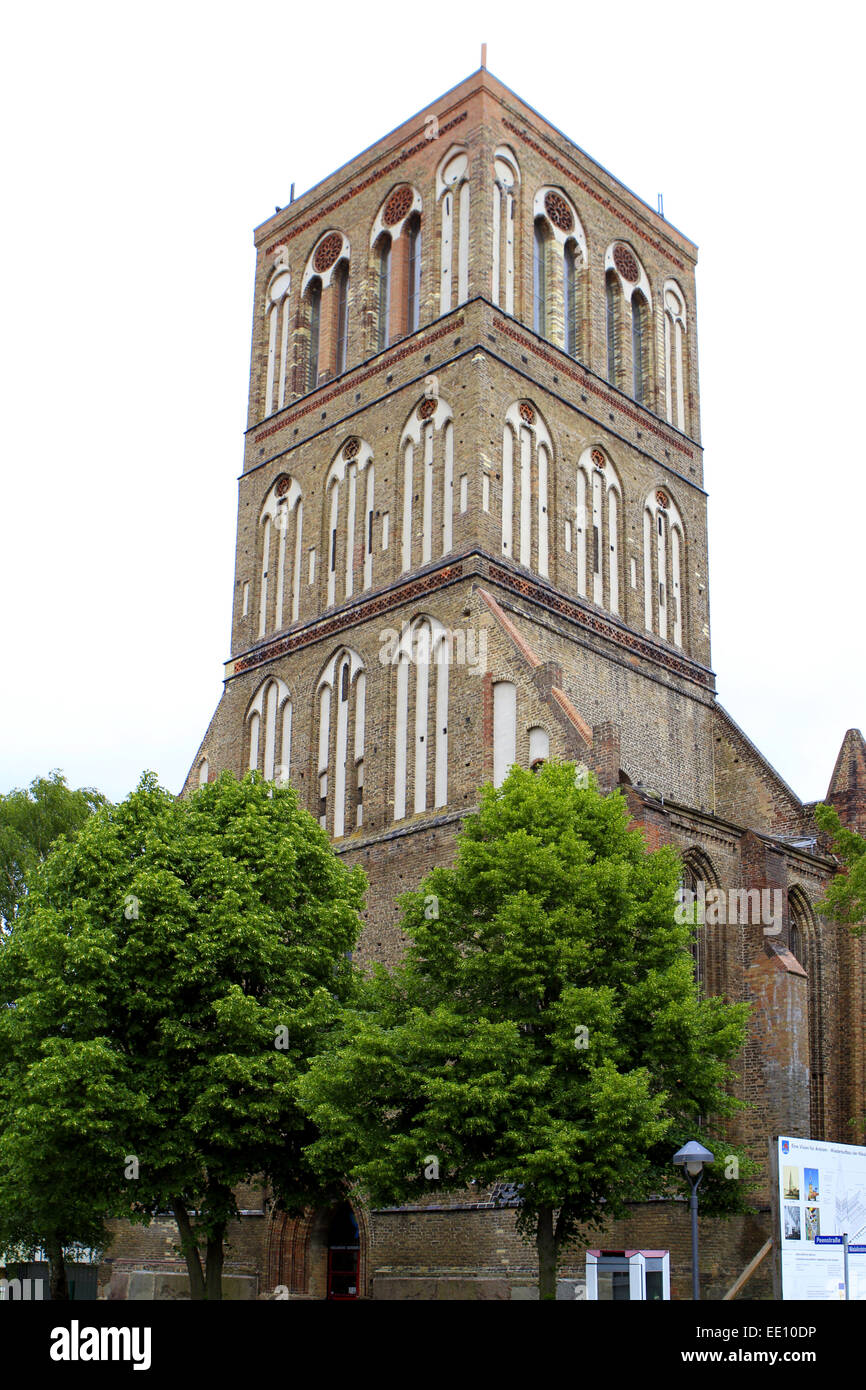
[180,67,864,1299]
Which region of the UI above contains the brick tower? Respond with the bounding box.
[163,67,864,1300]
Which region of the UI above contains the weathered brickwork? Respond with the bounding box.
[107,68,865,1300]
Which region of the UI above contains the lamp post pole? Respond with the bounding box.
[673,1141,715,1301]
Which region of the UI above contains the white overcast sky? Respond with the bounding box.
[1,0,862,808]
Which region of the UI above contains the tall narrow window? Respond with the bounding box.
[492,149,519,314]
[643,489,684,647]
[264,266,291,416]
[393,617,449,820]
[316,649,366,840]
[407,214,421,334]
[323,439,376,605]
[335,261,349,375]
[258,476,303,635]
[307,279,322,390]
[377,236,391,351]
[500,402,552,579]
[492,681,517,788]
[399,396,455,574]
[575,449,621,617]
[606,271,619,385]
[663,281,688,432]
[533,219,548,337]
[438,149,470,313]
[564,243,578,357]
[632,291,648,405]
[246,676,291,783]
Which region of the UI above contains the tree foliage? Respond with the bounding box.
[0,771,365,1299]
[814,803,866,933]
[301,762,752,1297]
[0,771,106,930]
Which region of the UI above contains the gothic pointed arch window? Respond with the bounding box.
[257,474,304,637]
[399,394,455,573]
[264,262,291,416]
[323,437,375,607]
[316,648,366,837]
[370,185,423,349]
[532,189,587,355]
[492,680,517,788]
[679,849,721,994]
[491,147,519,314]
[301,231,351,390]
[437,148,470,313]
[605,243,653,407]
[574,447,622,615]
[788,888,825,1139]
[663,280,688,432]
[501,401,552,579]
[393,616,449,820]
[246,675,292,784]
[643,488,685,647]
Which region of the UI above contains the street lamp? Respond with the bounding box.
[673,1140,715,1300]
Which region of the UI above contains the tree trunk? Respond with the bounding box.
[45,1231,68,1301]
[171,1199,206,1301]
[205,1220,226,1302]
[536,1205,558,1301]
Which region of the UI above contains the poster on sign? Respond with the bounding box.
[775,1136,866,1299]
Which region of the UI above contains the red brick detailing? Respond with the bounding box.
[343,437,360,460]
[613,245,639,282]
[264,113,468,256]
[491,318,693,458]
[501,119,685,271]
[487,563,713,688]
[275,474,291,496]
[544,190,574,232]
[476,587,542,668]
[656,490,668,509]
[231,564,465,677]
[384,186,414,226]
[313,233,344,273]
[591,448,606,468]
[252,316,465,444]
[518,402,535,424]
[826,728,866,835]
[550,686,592,746]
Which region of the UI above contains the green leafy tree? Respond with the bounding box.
[301,762,751,1298]
[0,771,365,1299]
[814,803,866,932]
[0,771,106,930]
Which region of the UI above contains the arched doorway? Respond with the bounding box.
[326,1203,360,1300]
[266,1200,369,1299]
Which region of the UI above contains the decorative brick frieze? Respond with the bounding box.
[501,119,686,271]
[491,317,693,458]
[487,563,713,688]
[230,564,465,677]
[251,316,466,445]
[263,112,468,257]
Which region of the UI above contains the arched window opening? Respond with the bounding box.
[326,1203,360,1301]
[376,235,391,351]
[438,148,470,313]
[371,186,422,349]
[501,401,552,579]
[664,281,688,432]
[492,148,519,314]
[492,681,517,789]
[257,475,304,636]
[246,676,292,785]
[307,278,322,391]
[606,270,621,386]
[334,260,349,375]
[643,489,684,647]
[574,449,621,616]
[406,213,422,334]
[198,758,209,787]
[393,617,449,820]
[564,241,579,357]
[316,648,365,839]
[399,397,454,573]
[533,218,548,337]
[789,890,825,1139]
[528,726,549,771]
[323,439,375,605]
[264,264,291,417]
[632,290,649,405]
